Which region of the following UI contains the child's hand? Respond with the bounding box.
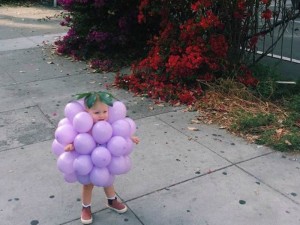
[64,143,74,151]
[131,136,140,144]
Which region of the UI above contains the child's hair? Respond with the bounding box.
[74,91,114,108]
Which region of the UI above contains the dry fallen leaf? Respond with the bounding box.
[275,128,286,140]
[276,128,283,134]
[188,127,199,131]
[191,119,201,124]
[192,80,295,149]
[207,120,213,124]
[285,140,292,146]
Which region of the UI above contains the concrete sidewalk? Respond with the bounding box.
[0,4,299,225]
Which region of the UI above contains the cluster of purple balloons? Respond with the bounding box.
[51,100,137,187]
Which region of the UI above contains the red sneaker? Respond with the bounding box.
[107,197,128,214]
[81,206,93,224]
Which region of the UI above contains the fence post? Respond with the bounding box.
[54,0,57,7]
[292,0,300,9]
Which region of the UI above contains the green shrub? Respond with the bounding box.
[256,129,300,152]
[287,94,300,112]
[235,112,276,132]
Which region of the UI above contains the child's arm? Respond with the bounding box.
[131,136,140,144]
[64,143,74,151]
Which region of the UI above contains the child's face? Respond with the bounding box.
[86,101,109,122]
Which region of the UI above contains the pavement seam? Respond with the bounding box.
[0,105,177,153]
[60,206,145,225]
[155,115,232,159]
[0,105,37,114]
[3,70,18,84]
[36,103,57,127]
[0,72,81,88]
[124,207,146,225]
[235,162,300,206]
[0,137,54,153]
[155,114,277,165]
[229,151,274,166]
[115,194,146,225]
[152,113,300,204]
[0,56,86,88]
[59,194,145,225]
[0,104,56,129]
[124,164,235,204]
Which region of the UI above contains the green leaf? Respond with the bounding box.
[85,94,97,108]
[74,92,90,100]
[98,91,114,106]
[74,91,115,108]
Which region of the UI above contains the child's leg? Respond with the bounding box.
[81,184,94,224]
[103,185,116,198]
[103,185,127,214]
[82,184,94,205]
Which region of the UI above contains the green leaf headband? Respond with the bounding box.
[74,91,115,108]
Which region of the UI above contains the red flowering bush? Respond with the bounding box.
[89,59,112,72]
[56,0,298,105]
[115,0,274,104]
[261,9,273,20]
[55,0,157,70]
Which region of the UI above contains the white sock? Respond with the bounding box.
[82,203,91,208]
[107,195,116,200]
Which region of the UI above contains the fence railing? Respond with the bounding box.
[255,0,300,64]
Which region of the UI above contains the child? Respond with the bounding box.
[64,95,140,224]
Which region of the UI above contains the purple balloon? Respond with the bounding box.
[73,155,93,175]
[58,118,71,127]
[74,133,96,155]
[108,156,130,175]
[76,98,85,108]
[124,117,137,135]
[123,156,132,173]
[51,139,65,157]
[112,119,131,138]
[107,136,127,156]
[64,172,77,183]
[91,146,112,168]
[103,175,115,187]
[100,143,107,148]
[124,138,134,155]
[92,121,113,144]
[90,167,111,187]
[108,101,127,123]
[77,173,91,185]
[73,112,93,133]
[57,151,77,174]
[64,101,84,122]
[55,124,77,145]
